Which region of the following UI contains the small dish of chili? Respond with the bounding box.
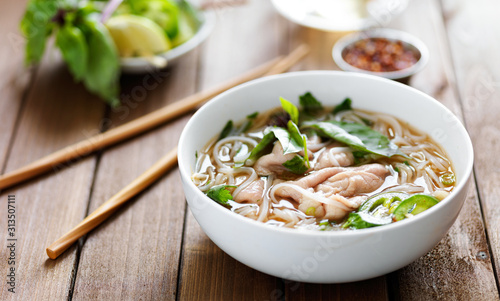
[332,29,429,81]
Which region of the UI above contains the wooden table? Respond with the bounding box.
[1,0,499,300]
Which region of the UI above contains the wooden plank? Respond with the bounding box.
[0,0,32,169]
[286,278,388,301]
[177,1,286,300]
[0,53,106,300]
[282,22,390,301]
[179,210,283,301]
[441,0,500,288]
[385,0,499,299]
[71,53,199,299]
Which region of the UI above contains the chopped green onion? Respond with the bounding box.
[305,207,316,216]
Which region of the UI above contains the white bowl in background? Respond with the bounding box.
[332,28,429,81]
[271,0,409,32]
[120,10,215,74]
[178,71,473,283]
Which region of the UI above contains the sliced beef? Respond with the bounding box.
[314,144,354,170]
[234,179,264,203]
[274,164,389,220]
[254,142,313,176]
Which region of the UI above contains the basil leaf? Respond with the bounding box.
[20,1,59,65]
[280,97,299,125]
[56,25,88,81]
[287,120,310,167]
[81,16,120,107]
[245,131,275,165]
[206,185,236,207]
[269,127,302,155]
[303,120,407,158]
[286,121,303,147]
[299,92,323,114]
[282,155,309,175]
[333,98,352,114]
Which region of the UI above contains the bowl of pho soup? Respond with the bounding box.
[178,71,473,283]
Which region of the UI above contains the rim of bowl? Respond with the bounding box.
[332,28,429,80]
[270,0,410,32]
[178,70,473,238]
[120,10,216,73]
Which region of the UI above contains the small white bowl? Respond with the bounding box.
[271,0,409,32]
[120,10,215,74]
[333,29,429,81]
[178,71,473,283]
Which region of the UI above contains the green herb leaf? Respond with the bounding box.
[333,98,352,114]
[219,112,259,141]
[303,120,408,158]
[218,120,234,140]
[282,155,309,175]
[247,112,258,119]
[299,92,323,114]
[269,127,303,155]
[56,25,88,80]
[81,15,120,107]
[20,0,59,65]
[280,97,299,125]
[240,112,259,133]
[245,131,275,165]
[287,120,310,168]
[206,185,236,206]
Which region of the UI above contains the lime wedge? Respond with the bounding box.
[106,15,171,58]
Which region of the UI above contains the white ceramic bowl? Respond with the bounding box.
[271,0,409,32]
[178,71,473,283]
[120,11,215,73]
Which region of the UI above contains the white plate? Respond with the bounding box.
[120,10,215,73]
[271,0,408,32]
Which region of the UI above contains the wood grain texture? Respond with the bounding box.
[386,0,499,299]
[177,0,286,300]
[1,0,499,299]
[71,51,199,300]
[286,278,388,301]
[0,0,32,169]
[442,0,500,287]
[0,51,106,300]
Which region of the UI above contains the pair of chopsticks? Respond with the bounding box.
[30,44,309,259]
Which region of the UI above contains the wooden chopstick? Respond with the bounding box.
[45,45,310,259]
[264,44,309,76]
[0,57,283,190]
[46,148,178,259]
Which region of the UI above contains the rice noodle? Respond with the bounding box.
[382,184,425,194]
[213,136,258,168]
[221,167,257,197]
